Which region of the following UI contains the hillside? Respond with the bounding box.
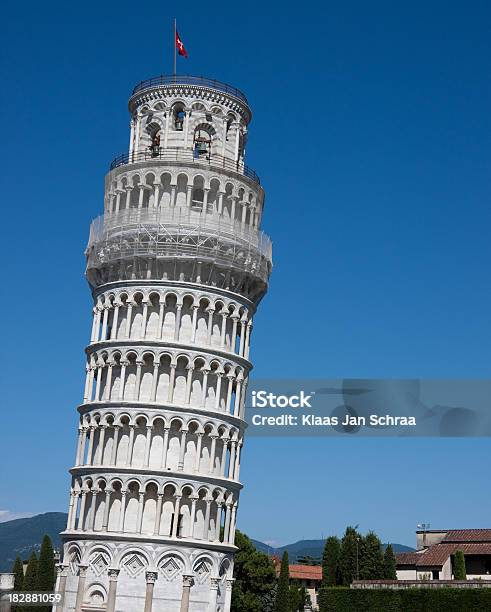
[0,512,413,571]
[251,538,414,562]
[0,512,67,571]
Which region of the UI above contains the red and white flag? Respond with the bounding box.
[175,30,188,58]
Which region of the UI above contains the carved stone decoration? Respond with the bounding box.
[89,552,110,577]
[145,571,158,584]
[121,553,146,578]
[68,549,81,576]
[182,574,195,588]
[193,558,211,584]
[158,555,183,582]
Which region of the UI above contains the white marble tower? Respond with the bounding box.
[57,75,272,612]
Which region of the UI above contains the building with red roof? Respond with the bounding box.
[396,529,491,581]
[272,557,322,610]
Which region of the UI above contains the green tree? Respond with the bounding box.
[22,552,38,591]
[322,536,341,586]
[296,585,310,611]
[453,550,467,580]
[359,531,384,579]
[37,535,56,592]
[11,556,25,612]
[274,551,290,612]
[383,544,398,579]
[288,581,310,611]
[289,582,301,611]
[260,583,277,612]
[338,526,360,586]
[12,556,24,590]
[231,531,276,612]
[20,552,38,612]
[36,535,56,612]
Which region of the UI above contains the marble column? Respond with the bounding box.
[74,564,88,612]
[172,496,181,538]
[179,575,194,612]
[208,577,220,611]
[102,489,112,531]
[224,579,235,612]
[77,492,87,531]
[161,427,170,469]
[54,564,68,612]
[106,568,120,612]
[144,572,158,612]
[154,494,163,535]
[118,491,127,532]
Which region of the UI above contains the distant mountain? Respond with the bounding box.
[0,512,67,571]
[0,513,414,572]
[251,538,414,562]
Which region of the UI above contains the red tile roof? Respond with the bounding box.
[419,543,491,566]
[274,564,322,581]
[443,530,491,543]
[397,543,491,568]
[395,552,424,566]
[288,565,322,581]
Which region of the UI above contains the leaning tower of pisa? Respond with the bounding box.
[57,75,272,612]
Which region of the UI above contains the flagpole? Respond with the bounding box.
[173,18,177,77]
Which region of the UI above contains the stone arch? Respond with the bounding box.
[160,483,178,536]
[175,172,189,207]
[191,174,205,211]
[157,171,172,207]
[87,544,112,577]
[141,481,158,535]
[119,549,149,579]
[66,544,82,575]
[84,583,107,607]
[157,551,186,581]
[193,123,217,159]
[193,554,214,584]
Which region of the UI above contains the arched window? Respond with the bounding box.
[173,104,185,131]
[191,176,205,211]
[150,130,161,157]
[193,125,212,159]
[225,114,235,141]
[145,122,161,158]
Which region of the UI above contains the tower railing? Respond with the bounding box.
[131,74,249,104]
[96,207,269,251]
[86,207,272,283]
[88,207,272,260]
[109,148,260,185]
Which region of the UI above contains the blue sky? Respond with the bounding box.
[1,0,490,547]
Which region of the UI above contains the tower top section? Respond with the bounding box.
[129,74,252,124]
[123,74,256,182]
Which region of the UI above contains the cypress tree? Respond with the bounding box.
[359,531,384,579]
[12,556,24,590]
[273,551,290,612]
[383,544,397,579]
[20,552,38,612]
[453,550,467,580]
[288,582,300,611]
[338,526,360,586]
[298,585,310,611]
[22,552,38,591]
[37,535,56,592]
[321,536,341,586]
